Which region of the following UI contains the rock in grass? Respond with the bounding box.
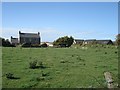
[104,72,114,88]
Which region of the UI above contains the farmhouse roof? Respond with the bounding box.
[96,40,112,43]
[74,39,84,41]
[11,36,18,39]
[19,31,40,38]
[84,39,96,42]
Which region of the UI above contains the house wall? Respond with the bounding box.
[19,32,40,44]
[11,37,18,45]
[20,37,40,44]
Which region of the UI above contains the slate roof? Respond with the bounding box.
[19,31,40,38]
[74,39,84,41]
[96,40,113,44]
[84,39,96,42]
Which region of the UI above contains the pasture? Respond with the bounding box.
[2,46,118,88]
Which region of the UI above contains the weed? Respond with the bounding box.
[29,60,37,69]
[76,56,81,60]
[6,73,14,79]
[105,52,107,54]
[42,73,48,77]
[115,51,117,54]
[60,60,66,63]
[6,73,20,79]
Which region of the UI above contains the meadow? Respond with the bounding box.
[2,45,118,88]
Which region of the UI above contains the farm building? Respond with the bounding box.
[41,42,53,47]
[19,31,40,45]
[96,40,113,45]
[74,39,84,44]
[83,39,96,45]
[11,36,18,45]
[46,42,53,47]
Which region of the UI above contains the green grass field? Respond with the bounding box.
[2,46,118,88]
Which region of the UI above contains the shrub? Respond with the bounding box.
[60,60,67,63]
[6,73,14,79]
[36,77,45,81]
[71,55,74,57]
[53,36,74,47]
[115,51,117,54]
[40,43,48,47]
[29,60,45,69]
[105,52,107,54]
[22,43,32,47]
[38,61,44,68]
[29,60,37,69]
[104,47,106,48]
[76,56,82,60]
[42,73,48,77]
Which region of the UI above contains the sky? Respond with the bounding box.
[2,2,118,42]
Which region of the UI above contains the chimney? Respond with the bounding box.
[38,32,40,35]
[19,31,21,34]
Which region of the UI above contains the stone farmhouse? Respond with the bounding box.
[19,31,40,45]
[11,36,19,45]
[11,31,113,46]
[11,31,41,45]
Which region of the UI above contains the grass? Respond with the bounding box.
[2,45,118,88]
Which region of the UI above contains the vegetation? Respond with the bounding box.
[21,43,48,48]
[53,36,74,47]
[40,43,48,47]
[21,43,32,47]
[29,60,38,69]
[116,34,120,45]
[6,73,14,79]
[2,46,118,88]
[0,37,15,47]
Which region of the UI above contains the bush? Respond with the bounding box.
[38,61,44,68]
[60,60,66,63]
[21,43,32,47]
[53,36,74,47]
[29,60,37,69]
[1,38,16,47]
[6,73,14,79]
[31,44,41,48]
[40,43,48,47]
[42,73,48,77]
[105,52,107,54]
[115,51,117,54]
[29,60,45,69]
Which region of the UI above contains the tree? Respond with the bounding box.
[116,34,120,45]
[1,37,15,47]
[53,36,74,47]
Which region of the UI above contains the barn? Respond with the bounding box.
[96,40,114,45]
[83,39,96,45]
